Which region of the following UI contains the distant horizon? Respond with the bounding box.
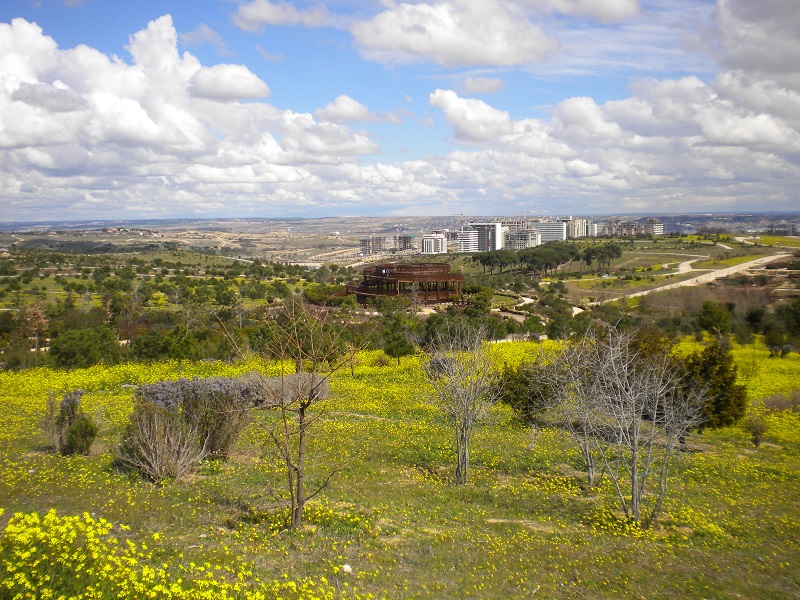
[2,211,799,234]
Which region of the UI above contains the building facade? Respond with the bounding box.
[346,263,464,305]
[504,228,541,250]
[359,236,385,255]
[421,233,448,254]
[469,222,504,251]
[457,229,480,253]
[529,221,567,243]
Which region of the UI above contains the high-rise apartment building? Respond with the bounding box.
[457,229,480,253]
[421,233,448,254]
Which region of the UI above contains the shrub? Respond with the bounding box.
[50,327,120,369]
[41,390,98,455]
[372,354,390,367]
[116,377,254,481]
[682,338,748,430]
[65,413,99,455]
[116,402,207,481]
[500,362,555,425]
[761,391,800,412]
[744,414,769,448]
[134,377,255,457]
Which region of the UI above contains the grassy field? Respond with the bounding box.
[1,341,799,598]
[751,235,800,248]
[691,253,770,269]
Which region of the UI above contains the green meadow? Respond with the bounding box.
[1,341,799,598]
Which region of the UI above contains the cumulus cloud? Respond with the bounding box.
[314,95,371,122]
[2,2,800,220]
[189,64,271,101]
[714,0,800,88]
[429,89,513,141]
[461,77,504,95]
[424,56,800,214]
[350,0,558,67]
[0,15,382,218]
[11,81,87,113]
[233,0,329,31]
[314,94,403,124]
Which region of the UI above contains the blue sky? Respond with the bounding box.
[0,0,798,221]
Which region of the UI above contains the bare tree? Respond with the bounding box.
[555,329,704,528]
[423,322,500,485]
[251,300,359,528]
[16,302,48,365]
[502,343,601,487]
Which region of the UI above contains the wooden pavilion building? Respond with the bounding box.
[346,263,463,305]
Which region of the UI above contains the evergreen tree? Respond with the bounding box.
[683,338,747,430]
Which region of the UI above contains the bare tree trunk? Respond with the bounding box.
[455,425,470,485]
[630,429,639,523]
[292,401,308,528]
[581,442,596,487]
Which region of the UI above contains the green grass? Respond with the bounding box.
[751,235,800,248]
[692,253,770,269]
[2,345,799,598]
[491,293,518,307]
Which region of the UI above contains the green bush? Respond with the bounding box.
[744,414,768,448]
[65,413,99,455]
[41,390,98,455]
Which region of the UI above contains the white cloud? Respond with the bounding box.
[553,96,623,141]
[3,3,800,220]
[429,89,513,141]
[11,81,87,113]
[698,109,796,149]
[180,24,231,55]
[233,0,329,31]
[422,59,800,214]
[0,15,382,218]
[256,46,285,62]
[714,0,800,88]
[314,94,405,124]
[314,95,371,122]
[461,77,504,95]
[350,0,557,67]
[535,0,641,23]
[189,64,271,101]
[565,159,600,177]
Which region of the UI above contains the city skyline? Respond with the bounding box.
[1,1,798,222]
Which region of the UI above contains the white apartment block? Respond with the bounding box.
[457,229,480,253]
[468,222,504,251]
[643,219,664,236]
[566,219,585,238]
[529,221,567,243]
[505,228,541,250]
[421,233,448,254]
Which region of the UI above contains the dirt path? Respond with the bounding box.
[610,253,792,302]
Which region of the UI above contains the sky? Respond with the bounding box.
[0,0,798,222]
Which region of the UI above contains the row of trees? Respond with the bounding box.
[472,241,623,276]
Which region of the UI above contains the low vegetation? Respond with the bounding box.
[1,236,799,597]
[1,337,799,598]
